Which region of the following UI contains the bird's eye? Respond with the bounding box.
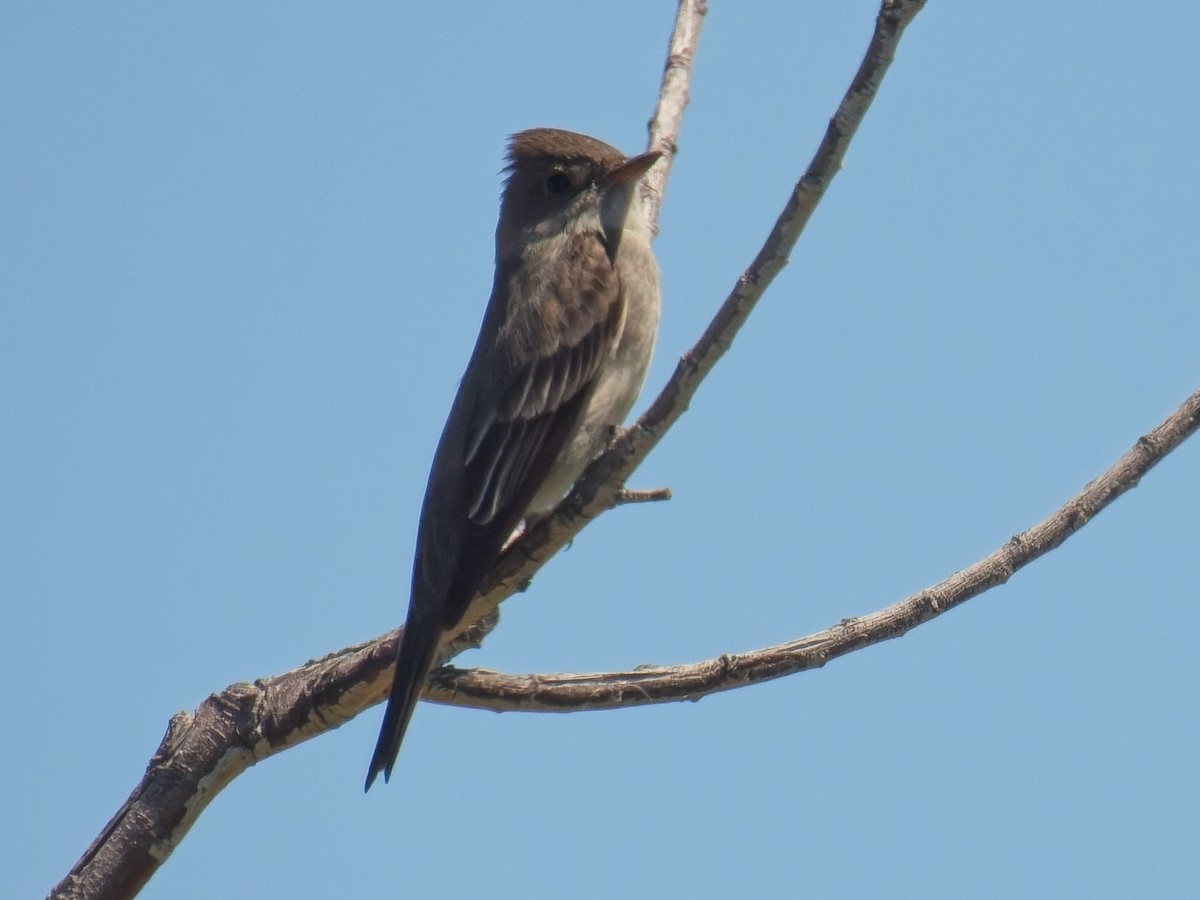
[544,172,570,195]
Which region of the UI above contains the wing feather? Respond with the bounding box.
[464,231,623,529]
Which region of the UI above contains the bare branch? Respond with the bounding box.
[450,0,927,656]
[427,387,1200,711]
[47,3,951,897]
[642,0,708,232]
[49,3,715,899]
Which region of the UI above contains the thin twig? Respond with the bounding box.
[613,487,672,505]
[643,0,707,233]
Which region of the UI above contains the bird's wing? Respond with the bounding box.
[462,230,624,528]
[364,231,624,790]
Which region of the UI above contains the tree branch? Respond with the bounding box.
[642,0,707,233]
[49,3,942,897]
[448,0,926,659]
[425,386,1200,711]
[49,3,713,899]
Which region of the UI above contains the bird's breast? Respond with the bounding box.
[525,231,661,516]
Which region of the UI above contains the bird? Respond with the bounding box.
[365,128,662,790]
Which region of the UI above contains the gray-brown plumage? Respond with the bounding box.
[366,128,661,789]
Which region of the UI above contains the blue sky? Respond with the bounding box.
[4,2,1198,898]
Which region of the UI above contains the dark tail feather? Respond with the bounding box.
[364,615,441,791]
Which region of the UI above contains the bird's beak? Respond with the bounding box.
[601,149,663,190]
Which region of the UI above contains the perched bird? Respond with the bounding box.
[365,128,662,789]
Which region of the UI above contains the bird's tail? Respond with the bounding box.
[364,613,441,791]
